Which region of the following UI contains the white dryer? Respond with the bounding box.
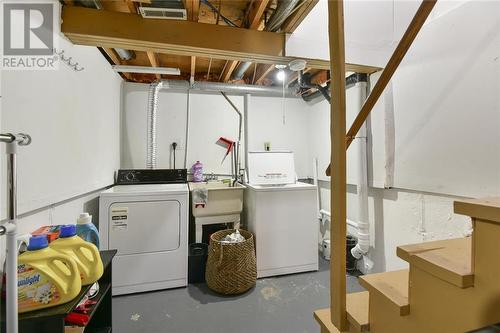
[99,169,188,295]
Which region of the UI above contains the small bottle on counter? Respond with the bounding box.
[192,161,204,182]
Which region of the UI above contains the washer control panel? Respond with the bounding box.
[116,169,187,185]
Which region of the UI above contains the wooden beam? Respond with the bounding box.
[345,0,437,148]
[255,64,274,84]
[125,0,137,14]
[125,0,161,81]
[62,6,287,66]
[102,47,131,80]
[281,0,319,33]
[183,0,200,21]
[328,0,348,331]
[61,6,379,73]
[220,60,239,82]
[223,60,239,82]
[222,0,269,82]
[250,0,317,85]
[247,0,270,29]
[146,51,161,80]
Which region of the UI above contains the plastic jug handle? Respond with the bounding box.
[76,242,101,266]
[48,254,79,293]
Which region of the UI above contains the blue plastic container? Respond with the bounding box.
[75,213,100,248]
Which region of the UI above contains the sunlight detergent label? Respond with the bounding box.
[17,264,60,312]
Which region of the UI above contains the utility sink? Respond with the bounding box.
[189,181,246,218]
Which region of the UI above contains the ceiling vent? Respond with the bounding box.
[139,7,187,20]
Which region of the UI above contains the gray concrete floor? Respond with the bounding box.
[112,256,364,333]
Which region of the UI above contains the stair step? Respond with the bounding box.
[359,269,410,316]
[347,291,370,332]
[399,237,473,288]
[454,197,500,223]
[397,237,468,262]
[313,291,370,333]
[313,309,340,333]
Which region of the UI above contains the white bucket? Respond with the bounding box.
[322,239,331,260]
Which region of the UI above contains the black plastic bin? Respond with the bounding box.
[188,243,208,284]
[346,235,358,272]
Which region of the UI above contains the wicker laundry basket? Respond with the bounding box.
[205,229,257,295]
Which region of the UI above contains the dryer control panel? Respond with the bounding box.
[116,169,187,185]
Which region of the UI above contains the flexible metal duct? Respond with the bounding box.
[189,80,296,97]
[301,73,368,103]
[145,79,297,169]
[265,0,301,32]
[298,71,331,103]
[146,81,163,169]
[142,79,296,96]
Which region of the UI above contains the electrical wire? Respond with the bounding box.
[172,142,177,169]
[200,0,238,27]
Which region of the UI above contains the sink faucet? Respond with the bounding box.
[205,173,217,182]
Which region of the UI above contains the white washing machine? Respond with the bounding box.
[244,151,318,278]
[99,169,188,295]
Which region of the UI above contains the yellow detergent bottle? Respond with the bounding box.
[18,235,81,313]
[50,225,103,286]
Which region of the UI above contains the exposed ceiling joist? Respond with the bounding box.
[252,0,319,83]
[183,0,200,22]
[146,51,161,79]
[255,64,275,84]
[247,0,270,29]
[125,0,137,14]
[220,60,239,82]
[223,60,239,82]
[124,0,161,80]
[102,47,132,80]
[62,6,380,74]
[220,0,269,82]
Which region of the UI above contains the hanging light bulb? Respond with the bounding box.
[275,64,287,82]
[277,70,285,82]
[274,64,288,125]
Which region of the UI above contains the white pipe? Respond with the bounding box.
[351,81,371,261]
[243,94,250,183]
[313,158,321,218]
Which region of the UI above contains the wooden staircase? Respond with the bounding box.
[314,198,500,333]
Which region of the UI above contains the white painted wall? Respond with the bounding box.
[307,1,498,272]
[0,34,121,267]
[1,36,122,216]
[247,95,310,177]
[121,84,311,178]
[389,1,500,197]
[286,0,468,67]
